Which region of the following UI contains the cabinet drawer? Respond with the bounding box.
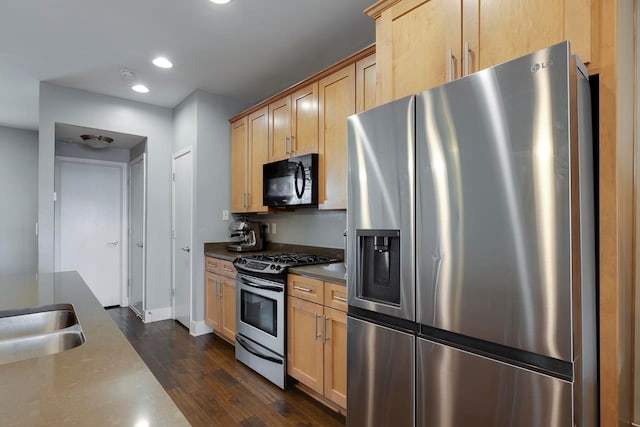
[324,282,347,312]
[288,274,324,304]
[205,256,221,274]
[220,259,237,278]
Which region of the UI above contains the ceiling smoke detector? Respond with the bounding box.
[120,69,136,80]
[80,134,114,149]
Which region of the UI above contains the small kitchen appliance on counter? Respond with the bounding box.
[227,221,265,252]
[233,252,339,389]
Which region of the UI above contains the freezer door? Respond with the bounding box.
[347,316,415,427]
[417,338,573,426]
[347,95,416,321]
[416,42,574,361]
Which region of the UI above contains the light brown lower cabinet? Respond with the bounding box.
[287,275,347,411]
[205,257,236,344]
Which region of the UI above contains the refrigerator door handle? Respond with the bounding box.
[430,252,443,322]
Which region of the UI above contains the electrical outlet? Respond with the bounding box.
[271,223,277,234]
[222,210,229,221]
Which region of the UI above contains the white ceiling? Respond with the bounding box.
[55,123,146,149]
[0,0,375,131]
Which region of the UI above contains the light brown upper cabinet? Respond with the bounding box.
[268,83,319,162]
[318,65,355,210]
[247,107,269,212]
[356,53,377,113]
[230,117,248,213]
[230,108,269,213]
[368,0,594,104]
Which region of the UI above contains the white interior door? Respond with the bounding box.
[56,158,126,307]
[129,155,146,316]
[172,148,193,328]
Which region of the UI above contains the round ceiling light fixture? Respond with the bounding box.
[80,134,114,149]
[132,84,150,93]
[210,0,232,4]
[152,57,173,69]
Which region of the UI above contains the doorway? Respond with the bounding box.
[172,147,193,328]
[54,123,147,309]
[129,154,146,317]
[55,157,127,306]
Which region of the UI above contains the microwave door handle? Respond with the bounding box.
[294,161,306,199]
[236,336,283,365]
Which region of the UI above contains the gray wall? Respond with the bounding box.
[0,126,38,276]
[39,83,174,312]
[55,141,131,163]
[130,140,147,161]
[245,209,346,249]
[173,90,246,326]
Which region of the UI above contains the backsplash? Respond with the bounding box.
[241,209,346,249]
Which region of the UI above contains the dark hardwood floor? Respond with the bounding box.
[107,307,345,427]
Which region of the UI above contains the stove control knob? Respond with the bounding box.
[270,265,275,270]
[276,265,281,270]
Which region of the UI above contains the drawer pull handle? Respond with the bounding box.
[333,296,347,303]
[223,266,234,272]
[293,285,312,293]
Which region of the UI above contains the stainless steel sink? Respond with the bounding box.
[0,304,79,340]
[0,304,85,365]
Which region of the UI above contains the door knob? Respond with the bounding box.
[107,241,119,246]
[181,246,191,253]
[136,242,144,248]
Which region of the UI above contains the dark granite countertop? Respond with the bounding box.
[289,262,346,285]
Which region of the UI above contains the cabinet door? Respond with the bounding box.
[464,0,565,73]
[247,107,269,212]
[318,65,355,210]
[376,0,461,103]
[287,296,324,395]
[205,272,221,331]
[323,307,347,409]
[221,276,236,342]
[356,53,377,113]
[291,82,319,157]
[268,96,291,162]
[230,117,248,213]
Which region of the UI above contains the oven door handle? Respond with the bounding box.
[238,277,284,293]
[237,336,283,365]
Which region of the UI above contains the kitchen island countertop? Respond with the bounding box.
[0,272,189,427]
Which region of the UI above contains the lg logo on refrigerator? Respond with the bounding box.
[531,60,554,72]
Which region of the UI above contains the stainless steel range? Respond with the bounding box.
[234,252,338,389]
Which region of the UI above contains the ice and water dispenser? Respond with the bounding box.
[356,230,401,305]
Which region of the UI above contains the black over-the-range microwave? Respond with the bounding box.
[263,153,318,207]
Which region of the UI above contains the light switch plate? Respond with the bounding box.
[222,210,229,221]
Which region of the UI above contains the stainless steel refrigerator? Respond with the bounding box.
[346,41,597,426]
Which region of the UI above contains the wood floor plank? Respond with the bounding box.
[107,307,345,427]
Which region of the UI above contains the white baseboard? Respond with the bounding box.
[190,320,213,336]
[144,307,173,323]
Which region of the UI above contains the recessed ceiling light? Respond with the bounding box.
[132,84,150,93]
[210,0,231,4]
[152,57,173,69]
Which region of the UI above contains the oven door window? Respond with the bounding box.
[241,289,277,337]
